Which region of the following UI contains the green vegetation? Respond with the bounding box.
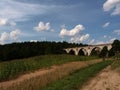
[111,60,120,69]
[41,60,113,90]
[0,39,119,61]
[0,41,87,61]
[99,46,108,60]
[0,55,97,82]
[111,53,120,69]
[90,39,120,57]
[109,39,120,57]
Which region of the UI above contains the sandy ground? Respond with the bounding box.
[81,66,120,90]
[0,59,102,90]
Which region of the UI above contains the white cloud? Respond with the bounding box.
[59,24,89,43]
[103,0,120,15]
[0,29,21,44]
[61,24,66,29]
[0,18,8,26]
[0,0,49,21]
[30,40,38,42]
[114,29,120,35]
[10,21,16,26]
[96,41,105,45]
[34,21,51,31]
[95,37,116,45]
[0,32,9,44]
[110,38,116,42]
[79,34,89,42]
[89,39,95,44]
[71,34,89,43]
[104,35,107,38]
[60,24,85,37]
[0,18,16,26]
[10,29,21,40]
[102,22,110,28]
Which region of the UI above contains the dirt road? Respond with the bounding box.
[81,66,120,90]
[0,59,101,90]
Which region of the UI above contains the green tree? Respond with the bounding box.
[112,39,120,53]
[78,49,85,56]
[109,39,120,57]
[108,48,115,57]
[99,46,108,60]
[114,52,120,60]
[91,48,100,56]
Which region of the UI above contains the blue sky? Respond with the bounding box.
[0,0,120,44]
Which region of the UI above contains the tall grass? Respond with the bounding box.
[0,61,89,90]
[0,55,98,82]
[111,60,120,69]
[41,60,113,90]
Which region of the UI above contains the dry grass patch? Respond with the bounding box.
[0,59,102,90]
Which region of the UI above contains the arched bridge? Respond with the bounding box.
[64,43,112,56]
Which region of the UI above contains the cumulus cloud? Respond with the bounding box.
[0,18,16,26]
[10,29,21,40]
[102,22,110,28]
[60,24,85,37]
[0,29,21,44]
[114,29,120,35]
[0,32,9,44]
[34,21,51,31]
[103,0,120,15]
[79,34,89,42]
[71,34,90,43]
[59,24,89,43]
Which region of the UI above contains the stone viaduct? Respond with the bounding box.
[64,43,112,56]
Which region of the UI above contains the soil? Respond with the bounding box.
[0,60,101,90]
[81,66,120,90]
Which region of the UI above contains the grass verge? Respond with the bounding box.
[111,60,120,70]
[41,60,113,90]
[0,55,98,82]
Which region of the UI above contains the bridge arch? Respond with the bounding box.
[64,43,112,56]
[90,47,101,56]
[78,48,87,56]
[69,49,75,55]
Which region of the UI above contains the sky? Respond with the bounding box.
[0,0,120,45]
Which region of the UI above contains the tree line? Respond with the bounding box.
[0,39,119,61]
[68,39,120,58]
[98,39,120,58]
[0,41,87,61]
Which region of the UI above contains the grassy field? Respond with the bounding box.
[0,54,98,82]
[111,60,120,70]
[41,60,113,90]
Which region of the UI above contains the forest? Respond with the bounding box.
[0,39,119,61]
[0,41,87,61]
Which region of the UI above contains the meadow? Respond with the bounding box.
[111,59,120,73]
[0,54,114,90]
[0,54,98,82]
[41,60,113,90]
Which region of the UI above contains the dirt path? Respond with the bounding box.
[81,65,120,90]
[0,59,101,90]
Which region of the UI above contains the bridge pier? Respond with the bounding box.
[73,48,80,55]
[64,48,71,54]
